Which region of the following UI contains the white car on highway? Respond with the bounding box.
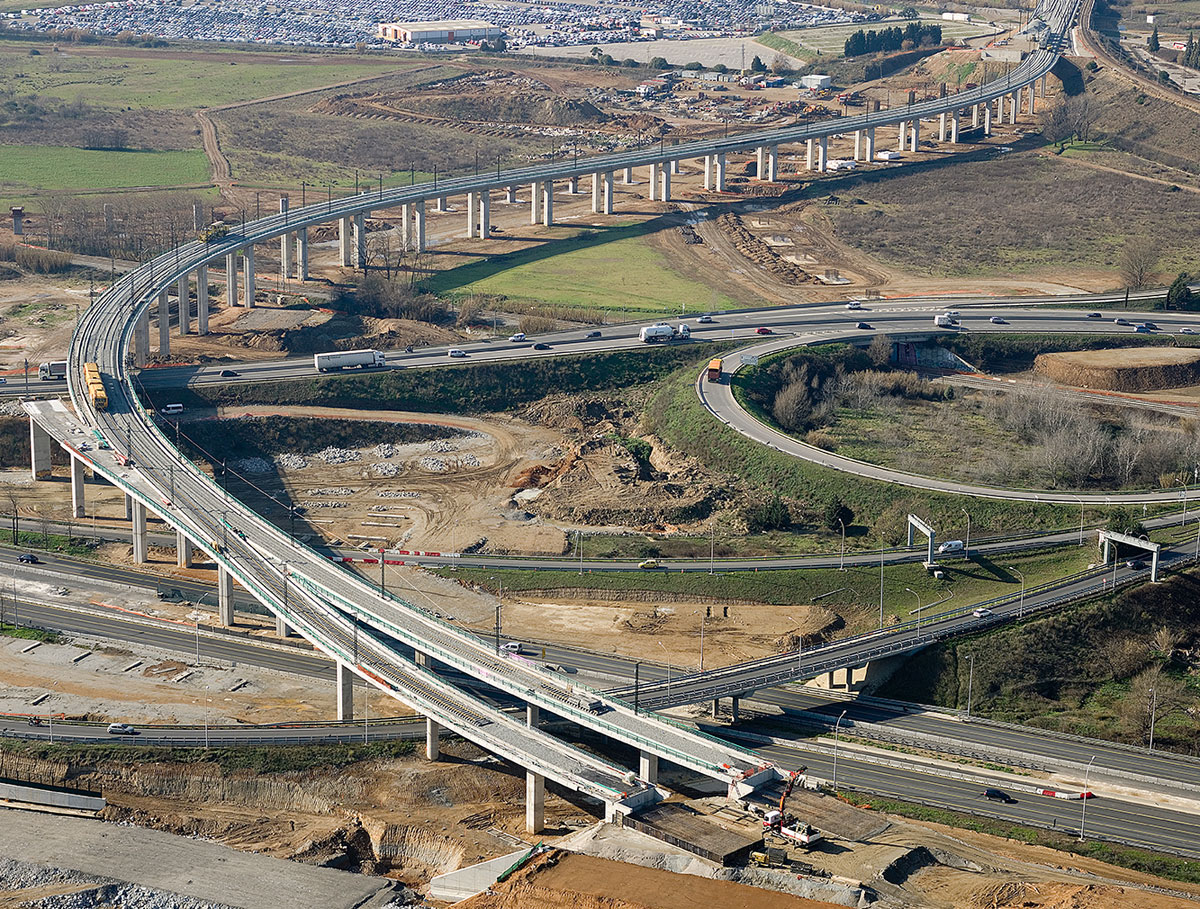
[448,349,467,358]
[508,333,526,342]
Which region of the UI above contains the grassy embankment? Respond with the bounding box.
[840,792,1200,885]
[422,220,740,318]
[0,146,210,193]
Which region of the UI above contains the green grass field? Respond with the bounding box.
[0,146,210,191]
[423,221,738,315]
[770,18,998,56]
[0,42,422,110]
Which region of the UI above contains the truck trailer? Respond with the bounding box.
[639,323,691,343]
[313,349,387,372]
[706,358,723,382]
[38,360,67,380]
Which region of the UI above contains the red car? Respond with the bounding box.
[755,327,772,334]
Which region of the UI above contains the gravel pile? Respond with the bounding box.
[275,453,308,470]
[0,857,234,909]
[418,457,447,472]
[371,463,400,477]
[230,457,272,475]
[374,443,397,458]
[306,486,354,496]
[316,446,361,464]
[377,491,420,498]
[458,454,481,468]
[298,500,348,509]
[427,440,457,453]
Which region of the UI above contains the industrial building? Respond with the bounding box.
[376,19,500,43]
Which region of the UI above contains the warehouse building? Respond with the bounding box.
[376,19,500,43]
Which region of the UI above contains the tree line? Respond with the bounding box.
[843,22,943,58]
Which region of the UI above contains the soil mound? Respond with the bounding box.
[1033,346,1200,391]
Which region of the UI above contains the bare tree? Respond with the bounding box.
[1120,237,1160,290]
[3,486,18,545]
[867,334,892,367]
[1038,98,1073,148]
[1065,93,1098,143]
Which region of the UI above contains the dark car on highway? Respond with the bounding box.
[219,369,239,378]
[533,342,551,350]
[983,788,1016,803]
[17,553,38,564]
[585,331,602,339]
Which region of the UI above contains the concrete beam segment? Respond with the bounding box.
[131,499,147,564]
[196,265,209,335]
[950,113,959,144]
[297,228,309,280]
[623,166,633,184]
[414,201,426,252]
[338,217,352,267]
[134,310,149,367]
[478,192,490,239]
[466,192,477,239]
[818,135,828,173]
[217,565,234,626]
[69,452,85,516]
[602,171,614,215]
[176,529,193,568]
[648,162,659,201]
[715,153,726,192]
[767,145,778,181]
[525,770,544,834]
[529,182,540,224]
[336,661,353,721]
[704,154,713,190]
[225,253,238,307]
[939,111,947,142]
[853,130,862,161]
[157,290,170,356]
[639,750,658,785]
[353,212,366,268]
[660,166,671,202]
[806,138,814,171]
[426,717,441,760]
[177,276,190,336]
[591,172,601,214]
[526,704,539,727]
[506,185,517,204]
[542,182,553,227]
[242,246,255,308]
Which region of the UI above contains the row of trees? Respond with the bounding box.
[843,22,943,58]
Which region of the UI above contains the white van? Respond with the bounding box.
[937,540,965,554]
[501,641,522,654]
[508,333,526,342]
[161,404,184,416]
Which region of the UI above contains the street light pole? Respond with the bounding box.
[832,709,848,792]
[1079,755,1095,840]
[960,507,971,558]
[879,547,885,630]
[1008,566,1026,617]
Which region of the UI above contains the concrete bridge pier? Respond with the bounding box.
[526,770,544,833]
[506,185,518,204]
[131,499,147,564]
[217,565,234,625]
[910,120,920,151]
[478,192,491,239]
[853,130,862,160]
[426,717,441,760]
[972,103,980,129]
[1027,83,1036,114]
[670,159,679,174]
[757,145,767,177]
[414,652,429,668]
[413,202,426,252]
[68,450,85,516]
[177,276,190,336]
[176,529,193,568]
[400,204,410,250]
[134,310,149,367]
[817,136,828,173]
[703,154,713,190]
[591,172,601,213]
[648,162,659,201]
[602,172,614,215]
[336,661,353,721]
[339,217,353,266]
[526,703,539,727]
[353,213,367,268]
[541,182,554,227]
[984,105,992,136]
[714,153,726,191]
[660,166,671,201]
[242,247,256,308]
[466,192,478,239]
[225,253,238,307]
[896,120,906,151]
[938,111,947,142]
[435,196,447,213]
[806,138,814,171]
[639,750,658,785]
[950,112,960,144]
[767,145,778,181]
[864,127,876,161]
[157,290,170,355]
[275,614,291,637]
[196,265,209,335]
[297,227,309,279]
[279,198,292,279]
[623,166,634,184]
[1011,90,1020,123]
[568,175,579,194]
[529,184,540,225]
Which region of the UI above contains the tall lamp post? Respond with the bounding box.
[1079,755,1095,841]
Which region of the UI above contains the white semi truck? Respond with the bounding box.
[639,323,691,343]
[38,360,68,380]
[313,349,386,372]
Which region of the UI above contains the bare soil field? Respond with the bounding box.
[1035,346,1200,391]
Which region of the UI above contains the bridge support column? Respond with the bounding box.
[526,703,539,727]
[177,276,190,336]
[757,145,767,178]
[131,499,147,564]
[648,163,659,201]
[529,183,540,225]
[353,213,367,268]
[279,198,292,278]
[400,203,410,250]
[972,103,980,129]
[297,227,309,280]
[275,614,291,637]
[591,172,601,213]
[69,451,85,516]
[157,290,170,355]
[623,166,634,184]
[217,565,234,625]
[426,717,441,760]
[939,112,947,142]
[730,696,740,723]
[897,120,907,151]
[176,529,193,568]
[983,105,992,136]
[670,159,679,175]
[413,201,426,252]
[950,112,959,144]
[639,750,658,785]
[134,309,149,367]
[704,154,713,190]
[805,138,814,171]
[568,175,579,194]
[853,130,862,161]
[225,253,238,307]
[478,192,490,239]
[243,247,255,308]
[466,192,477,239]
[336,661,354,721]
[1027,83,1036,114]
[602,172,614,214]
[542,181,554,227]
[435,196,446,213]
[414,651,429,668]
[124,493,133,521]
[711,698,720,718]
[29,418,51,480]
[339,217,353,266]
[910,120,919,152]
[660,166,671,202]
[196,265,209,335]
[526,770,544,834]
[1011,90,1019,123]
[817,136,827,173]
[506,185,517,204]
[767,145,778,181]
[714,153,726,191]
